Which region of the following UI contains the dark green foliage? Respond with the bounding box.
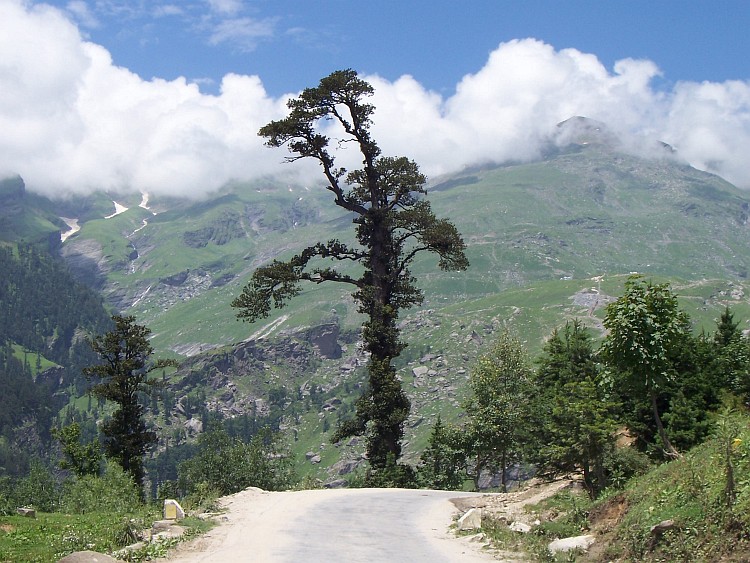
[13,459,60,512]
[601,446,653,490]
[0,244,110,479]
[84,315,177,491]
[605,294,738,458]
[463,331,535,491]
[532,321,619,498]
[705,307,750,401]
[59,460,141,514]
[233,69,468,471]
[177,424,295,495]
[417,416,466,490]
[601,276,690,457]
[0,244,110,368]
[360,453,417,488]
[52,422,102,478]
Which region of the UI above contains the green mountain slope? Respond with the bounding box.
[50,133,750,356]
[8,119,750,480]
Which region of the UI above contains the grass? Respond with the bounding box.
[9,344,58,377]
[0,510,154,562]
[0,509,215,563]
[476,409,750,562]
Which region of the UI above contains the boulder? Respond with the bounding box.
[509,521,531,533]
[548,534,595,554]
[324,479,348,489]
[16,507,35,518]
[151,521,186,541]
[56,551,122,563]
[183,418,203,435]
[457,508,482,531]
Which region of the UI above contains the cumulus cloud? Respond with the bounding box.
[2,1,750,199]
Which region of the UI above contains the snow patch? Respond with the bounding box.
[105,201,128,219]
[60,217,80,242]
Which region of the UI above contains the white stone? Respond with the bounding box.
[509,521,531,533]
[457,508,482,530]
[548,534,595,554]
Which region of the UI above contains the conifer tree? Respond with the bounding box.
[233,70,468,475]
[533,321,618,497]
[84,315,175,491]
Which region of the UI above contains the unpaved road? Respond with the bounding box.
[166,487,498,562]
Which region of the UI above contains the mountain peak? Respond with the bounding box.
[555,116,618,148]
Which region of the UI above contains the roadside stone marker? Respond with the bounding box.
[164,499,185,520]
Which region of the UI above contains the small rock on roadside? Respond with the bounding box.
[457,508,482,530]
[509,521,531,533]
[548,534,595,554]
[57,551,123,563]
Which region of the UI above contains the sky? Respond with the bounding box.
[2,0,750,198]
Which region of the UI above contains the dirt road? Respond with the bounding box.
[166,487,497,562]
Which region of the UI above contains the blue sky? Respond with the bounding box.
[2,0,750,197]
[50,0,749,96]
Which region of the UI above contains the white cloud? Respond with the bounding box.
[3,2,750,199]
[65,0,99,28]
[153,4,183,17]
[207,16,275,51]
[206,0,243,16]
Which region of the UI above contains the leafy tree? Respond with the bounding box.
[177,424,295,495]
[417,416,466,490]
[52,422,102,477]
[14,459,60,512]
[84,315,176,491]
[232,70,468,473]
[601,276,690,457]
[533,321,619,498]
[463,331,534,491]
[60,460,141,514]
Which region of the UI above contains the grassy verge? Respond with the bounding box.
[0,509,215,563]
[476,410,750,561]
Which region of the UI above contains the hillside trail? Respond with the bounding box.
[162,479,571,562]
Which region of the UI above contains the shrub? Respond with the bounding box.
[14,459,60,512]
[178,426,295,496]
[60,460,141,514]
[603,446,652,490]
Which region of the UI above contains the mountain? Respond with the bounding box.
[5,116,750,481]
[46,119,750,352]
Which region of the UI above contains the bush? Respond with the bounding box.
[60,460,142,514]
[178,426,295,496]
[603,446,652,490]
[181,482,222,513]
[14,459,60,512]
[364,458,417,488]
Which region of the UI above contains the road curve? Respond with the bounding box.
[167,487,497,562]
